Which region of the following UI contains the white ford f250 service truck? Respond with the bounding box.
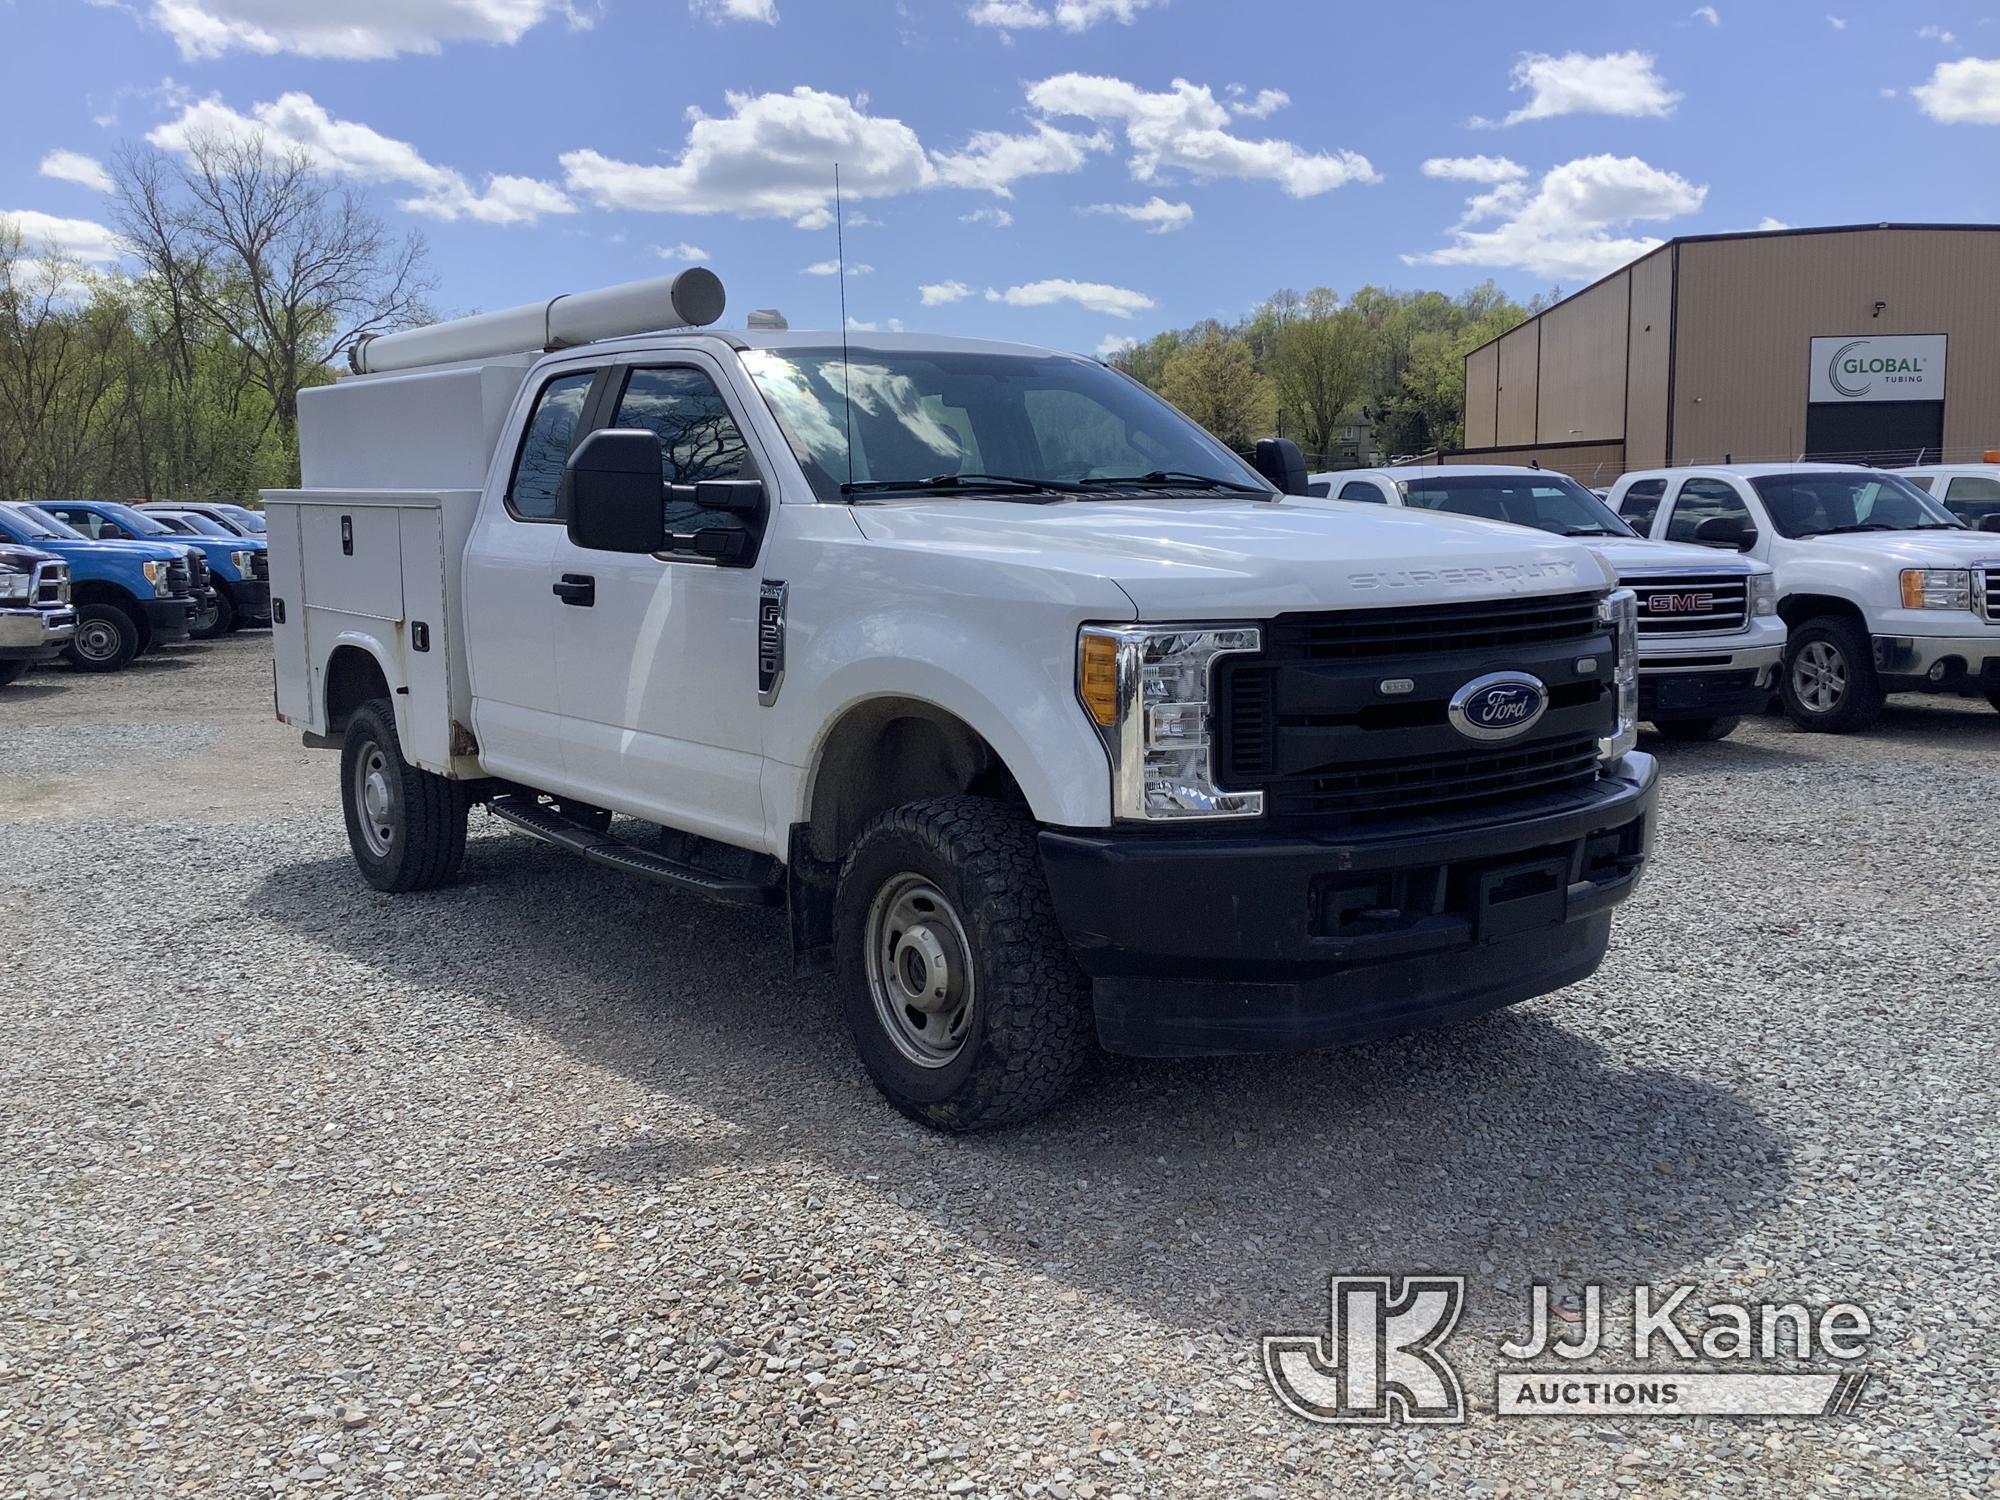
[1305,466,1783,742]
[266,271,1658,1130]
[1608,463,2000,733]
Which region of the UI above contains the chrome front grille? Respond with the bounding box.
[1625,572,1750,636]
[33,560,69,608]
[1983,568,2000,624]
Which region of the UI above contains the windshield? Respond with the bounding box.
[740,346,1271,502]
[94,502,175,537]
[8,505,86,541]
[218,505,265,533]
[156,511,231,536]
[1750,471,1965,537]
[1397,473,1637,538]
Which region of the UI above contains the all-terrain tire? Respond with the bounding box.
[340,697,469,892]
[834,796,1092,1132]
[1781,616,1884,734]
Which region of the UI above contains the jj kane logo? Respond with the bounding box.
[1264,1277,1873,1425]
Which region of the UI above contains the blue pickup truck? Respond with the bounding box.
[41,500,270,639]
[0,542,76,687]
[0,503,199,672]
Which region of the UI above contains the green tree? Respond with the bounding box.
[1160,332,1275,450]
[1269,288,1372,467]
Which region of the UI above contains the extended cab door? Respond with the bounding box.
[463,361,606,785]
[1659,475,1770,562]
[550,353,772,850]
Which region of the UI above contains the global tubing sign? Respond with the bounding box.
[1808,334,1946,404]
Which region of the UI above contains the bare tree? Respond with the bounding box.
[113,133,434,441]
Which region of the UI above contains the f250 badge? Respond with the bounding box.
[1448,672,1548,743]
[758,580,787,705]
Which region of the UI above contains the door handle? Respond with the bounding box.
[553,574,596,607]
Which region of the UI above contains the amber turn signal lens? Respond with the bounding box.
[1079,633,1120,726]
[1900,571,1924,609]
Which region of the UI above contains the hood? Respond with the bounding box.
[1800,530,2000,567]
[0,543,57,568]
[1576,536,1767,577]
[174,535,265,559]
[36,536,193,564]
[848,496,1615,617]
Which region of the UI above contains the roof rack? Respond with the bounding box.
[349,269,726,376]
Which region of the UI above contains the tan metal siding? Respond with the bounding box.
[1464,343,1499,448]
[1495,324,1539,446]
[1672,228,2000,463]
[1624,248,1673,468]
[1535,272,1629,444]
[1440,443,1625,485]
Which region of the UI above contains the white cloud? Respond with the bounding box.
[1692,5,1720,25]
[1027,74,1378,196]
[969,0,1164,31]
[1914,56,2000,120]
[1756,216,1790,230]
[1096,333,1137,358]
[1421,154,1528,184]
[803,259,873,275]
[961,206,1014,228]
[654,242,710,262]
[692,0,776,22]
[930,121,1108,196]
[1228,87,1290,119]
[1407,154,1707,280]
[1486,51,1681,127]
[144,0,582,60]
[38,150,115,193]
[920,280,974,305]
[1827,14,1847,27]
[0,209,128,264]
[1918,25,1958,44]
[845,316,905,332]
[985,278,1155,318]
[149,91,574,224]
[1083,196,1193,233]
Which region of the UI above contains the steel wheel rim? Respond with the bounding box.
[352,740,396,858]
[74,618,121,662]
[191,598,219,633]
[1793,640,1847,713]
[864,873,975,1069]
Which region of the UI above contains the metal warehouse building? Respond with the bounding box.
[1454,222,2000,484]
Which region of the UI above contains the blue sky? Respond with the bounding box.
[6,0,2000,356]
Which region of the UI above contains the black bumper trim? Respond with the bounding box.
[1039,754,1657,1058]
[143,597,195,641]
[1639,668,1775,720]
[229,578,273,620]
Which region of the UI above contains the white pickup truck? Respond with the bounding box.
[1607,463,2000,732]
[266,271,1659,1129]
[1307,466,1783,741]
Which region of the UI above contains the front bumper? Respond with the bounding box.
[143,596,196,643]
[1638,646,1782,719]
[1039,752,1658,1058]
[0,606,76,659]
[1873,632,2000,695]
[227,577,272,622]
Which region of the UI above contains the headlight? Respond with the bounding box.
[1077,624,1263,821]
[0,567,29,604]
[1598,589,1639,763]
[1900,569,1972,611]
[141,559,174,596]
[230,550,255,575]
[1749,571,1778,618]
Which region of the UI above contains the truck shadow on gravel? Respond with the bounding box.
[258,826,1792,1339]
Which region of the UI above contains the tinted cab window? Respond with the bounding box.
[1665,478,1754,544]
[613,366,755,535]
[1617,478,1668,535]
[1339,481,1386,503]
[508,371,597,520]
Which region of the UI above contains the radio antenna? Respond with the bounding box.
[835,163,855,494]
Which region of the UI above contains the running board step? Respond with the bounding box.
[485,796,783,907]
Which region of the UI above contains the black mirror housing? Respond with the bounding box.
[563,429,668,553]
[1693,515,1758,551]
[1977,513,2000,534]
[686,478,765,515]
[1251,437,1309,496]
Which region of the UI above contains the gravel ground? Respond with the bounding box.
[1,636,1995,1499]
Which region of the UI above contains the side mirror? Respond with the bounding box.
[1978,514,2000,534]
[1693,515,1759,552]
[562,429,668,553]
[1251,437,1309,496]
[670,478,765,515]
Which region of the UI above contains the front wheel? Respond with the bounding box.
[1781,618,1883,734]
[834,796,1093,1132]
[65,604,140,673]
[339,698,469,892]
[190,589,234,640]
[1652,716,1741,742]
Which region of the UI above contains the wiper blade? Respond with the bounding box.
[1560,528,1618,537]
[1076,470,1269,494]
[1905,523,1968,531]
[840,471,1085,498]
[1814,523,1899,535]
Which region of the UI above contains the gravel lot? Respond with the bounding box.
[2,636,1995,1499]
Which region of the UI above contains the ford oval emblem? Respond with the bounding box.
[1447,672,1549,743]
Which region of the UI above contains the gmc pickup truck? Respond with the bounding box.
[1609,463,2000,731]
[267,271,1659,1129]
[1307,466,1783,741]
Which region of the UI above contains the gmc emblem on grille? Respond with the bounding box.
[1447,672,1549,743]
[1643,592,1716,614]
